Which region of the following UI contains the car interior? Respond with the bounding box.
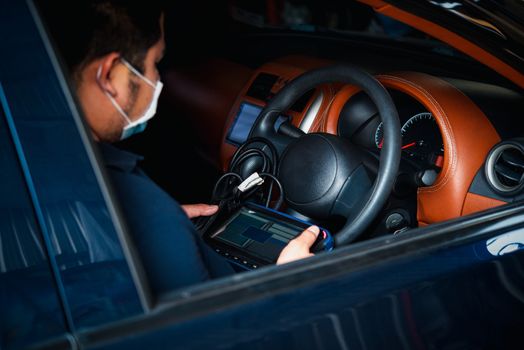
[4,2,524,349]
[43,0,524,270]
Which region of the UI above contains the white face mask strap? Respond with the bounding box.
[107,94,133,125]
[97,64,133,125]
[120,58,156,88]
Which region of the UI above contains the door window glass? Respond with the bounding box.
[0,94,67,350]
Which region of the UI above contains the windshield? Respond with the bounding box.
[381,0,524,72]
[229,0,465,57]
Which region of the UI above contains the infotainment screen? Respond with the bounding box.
[226,102,288,145]
[204,203,333,268]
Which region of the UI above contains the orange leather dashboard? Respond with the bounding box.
[462,192,507,216]
[220,57,507,225]
[324,72,504,224]
[376,73,502,224]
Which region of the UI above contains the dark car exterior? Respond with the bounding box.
[1,0,524,349]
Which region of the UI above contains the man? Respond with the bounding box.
[42,0,320,297]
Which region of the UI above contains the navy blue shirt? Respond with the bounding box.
[98,143,233,297]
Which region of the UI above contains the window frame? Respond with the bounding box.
[28,0,153,312]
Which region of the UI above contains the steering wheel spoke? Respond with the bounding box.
[278,122,305,138]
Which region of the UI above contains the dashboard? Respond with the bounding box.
[165,55,522,233]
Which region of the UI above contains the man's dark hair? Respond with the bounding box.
[39,0,163,83]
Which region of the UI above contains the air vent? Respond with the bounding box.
[245,73,278,101]
[485,141,524,195]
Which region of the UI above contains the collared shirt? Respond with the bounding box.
[98,142,233,297]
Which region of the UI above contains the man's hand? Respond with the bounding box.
[276,226,320,265]
[182,204,219,219]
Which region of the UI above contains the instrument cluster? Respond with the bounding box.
[338,89,444,172]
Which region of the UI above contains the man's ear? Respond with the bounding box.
[96,52,121,97]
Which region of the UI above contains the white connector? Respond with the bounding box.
[237,172,265,193]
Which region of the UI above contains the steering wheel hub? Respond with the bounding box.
[279,133,364,218]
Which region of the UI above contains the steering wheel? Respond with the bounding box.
[248,65,401,246]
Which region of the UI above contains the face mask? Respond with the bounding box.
[97,58,163,140]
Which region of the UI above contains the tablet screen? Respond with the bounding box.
[210,206,307,263]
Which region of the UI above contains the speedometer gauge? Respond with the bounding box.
[374,112,443,169]
[401,112,444,167]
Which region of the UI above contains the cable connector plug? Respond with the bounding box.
[237,172,264,193]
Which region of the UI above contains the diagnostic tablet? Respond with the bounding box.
[204,202,333,269]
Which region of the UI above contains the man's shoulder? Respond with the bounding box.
[97,142,179,214]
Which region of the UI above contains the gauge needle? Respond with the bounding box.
[401,142,417,150]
